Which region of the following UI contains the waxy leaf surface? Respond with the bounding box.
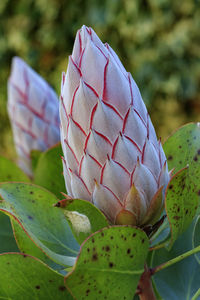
[0,155,30,253]
[0,212,18,253]
[34,143,66,199]
[0,253,73,299]
[56,198,109,244]
[0,182,79,266]
[165,168,198,249]
[66,226,149,300]
[151,220,200,300]
[163,123,200,248]
[12,218,66,273]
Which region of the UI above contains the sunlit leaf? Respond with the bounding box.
[0,253,73,299]
[66,226,149,300]
[165,167,198,249]
[0,182,79,267]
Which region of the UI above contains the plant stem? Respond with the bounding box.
[137,264,157,300]
[151,245,200,274]
[191,288,200,300]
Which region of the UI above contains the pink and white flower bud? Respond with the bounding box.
[60,26,170,226]
[8,57,60,176]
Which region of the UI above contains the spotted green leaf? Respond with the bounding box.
[0,182,79,267]
[0,253,73,299]
[165,167,198,249]
[0,155,30,182]
[65,226,149,300]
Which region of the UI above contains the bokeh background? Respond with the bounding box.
[0,0,200,159]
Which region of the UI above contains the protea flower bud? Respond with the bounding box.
[60,26,170,226]
[8,57,60,176]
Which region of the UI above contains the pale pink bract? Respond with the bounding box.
[60,26,170,226]
[8,57,60,176]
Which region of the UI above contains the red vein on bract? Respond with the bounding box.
[100,162,106,184]
[124,135,142,153]
[113,160,130,175]
[70,85,79,116]
[70,117,87,136]
[134,108,146,127]
[89,103,98,129]
[93,130,112,146]
[64,139,79,165]
[102,58,109,101]
[147,113,150,139]
[61,97,69,120]
[84,81,99,98]
[84,131,91,152]
[101,184,123,207]
[15,142,30,158]
[122,107,130,133]
[79,47,85,68]
[43,126,49,148]
[72,170,92,196]
[70,56,82,77]
[102,100,123,120]
[130,164,137,186]
[111,136,119,159]
[88,153,102,168]
[141,141,146,164]
[13,120,37,139]
[11,82,27,101]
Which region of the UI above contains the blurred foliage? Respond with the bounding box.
[0,0,200,158]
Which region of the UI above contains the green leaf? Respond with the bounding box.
[0,155,30,254]
[0,211,18,253]
[151,220,200,300]
[0,253,73,299]
[165,167,198,249]
[192,215,200,265]
[55,198,109,244]
[0,182,79,267]
[65,226,149,300]
[0,155,30,182]
[33,143,66,199]
[11,218,66,273]
[30,149,42,171]
[164,122,200,206]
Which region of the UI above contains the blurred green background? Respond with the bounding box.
[0,0,200,159]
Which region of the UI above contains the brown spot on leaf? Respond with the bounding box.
[173,216,180,220]
[109,262,114,268]
[59,286,66,291]
[185,209,189,214]
[132,233,136,237]
[168,155,173,160]
[35,285,40,289]
[193,156,198,162]
[105,246,110,252]
[92,253,98,261]
[127,248,131,254]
